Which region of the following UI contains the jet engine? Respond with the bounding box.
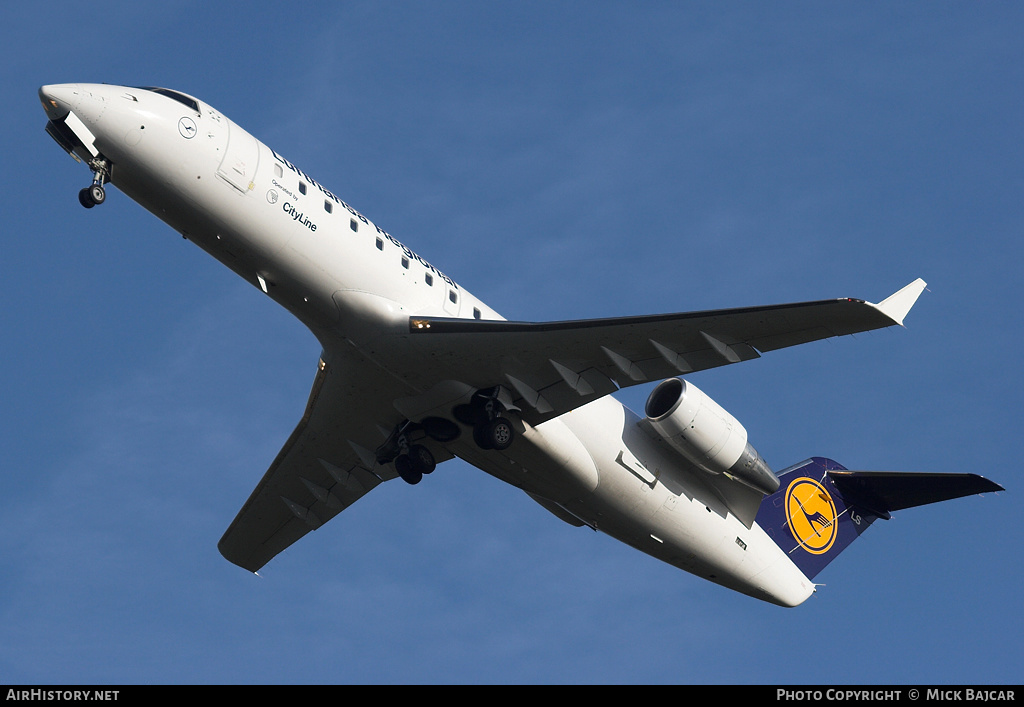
[644,378,780,495]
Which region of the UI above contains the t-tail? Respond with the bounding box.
[756,457,1003,581]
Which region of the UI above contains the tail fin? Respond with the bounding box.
[755,457,1003,580]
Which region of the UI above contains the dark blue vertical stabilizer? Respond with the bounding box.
[756,458,880,580]
[756,457,1003,581]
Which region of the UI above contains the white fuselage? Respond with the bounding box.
[40,83,814,607]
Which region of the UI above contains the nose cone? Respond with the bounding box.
[39,84,81,120]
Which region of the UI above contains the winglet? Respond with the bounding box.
[872,278,927,326]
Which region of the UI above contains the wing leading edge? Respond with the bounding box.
[406,279,927,426]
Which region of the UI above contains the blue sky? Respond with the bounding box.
[4,2,1022,684]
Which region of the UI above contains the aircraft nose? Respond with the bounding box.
[39,84,81,120]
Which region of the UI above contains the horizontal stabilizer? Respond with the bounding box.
[828,471,1003,516]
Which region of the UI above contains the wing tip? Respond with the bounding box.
[872,278,927,326]
[217,535,266,573]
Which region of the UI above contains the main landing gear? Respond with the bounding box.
[381,388,519,486]
[453,387,517,452]
[394,444,435,486]
[78,158,110,209]
[380,417,459,486]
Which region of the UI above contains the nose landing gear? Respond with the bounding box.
[78,158,110,209]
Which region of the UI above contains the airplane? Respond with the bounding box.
[38,82,1003,607]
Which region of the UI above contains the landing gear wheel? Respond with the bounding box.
[480,417,514,451]
[409,444,436,475]
[79,157,111,209]
[89,184,106,205]
[78,188,95,209]
[395,455,423,485]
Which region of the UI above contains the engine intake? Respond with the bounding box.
[645,378,780,495]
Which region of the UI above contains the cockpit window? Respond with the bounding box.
[137,87,200,113]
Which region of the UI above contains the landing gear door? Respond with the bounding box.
[217,117,260,193]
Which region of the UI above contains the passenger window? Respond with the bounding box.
[324,200,333,213]
[449,290,458,304]
[376,238,384,251]
[299,182,307,195]
[350,219,358,232]
[401,257,410,269]
[425,273,433,286]
[473,307,481,319]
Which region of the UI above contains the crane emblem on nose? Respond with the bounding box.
[178,117,197,139]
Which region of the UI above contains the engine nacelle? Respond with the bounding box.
[644,378,780,495]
